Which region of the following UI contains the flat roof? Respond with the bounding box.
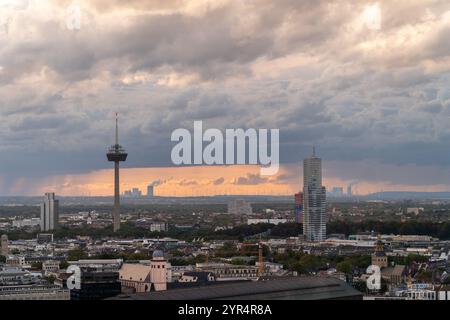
[110,276,362,300]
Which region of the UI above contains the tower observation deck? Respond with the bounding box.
[107,113,128,232]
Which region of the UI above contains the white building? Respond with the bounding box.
[150,222,168,233]
[12,218,41,228]
[303,149,327,241]
[247,219,287,225]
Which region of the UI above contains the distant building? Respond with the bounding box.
[294,192,303,224]
[40,193,59,231]
[42,260,60,275]
[1,235,8,256]
[37,234,54,244]
[227,200,252,215]
[247,219,287,226]
[12,218,41,228]
[303,149,327,241]
[0,284,69,300]
[0,266,68,300]
[67,259,123,271]
[347,185,352,196]
[177,272,216,284]
[406,208,424,216]
[124,188,142,198]
[195,263,259,281]
[331,187,344,197]
[147,185,154,199]
[371,236,388,268]
[381,265,405,286]
[149,222,168,233]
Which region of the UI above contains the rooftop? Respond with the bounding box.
[110,276,362,300]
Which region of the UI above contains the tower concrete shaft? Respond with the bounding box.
[107,113,127,232]
[113,161,120,232]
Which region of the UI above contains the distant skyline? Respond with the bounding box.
[10,163,450,197]
[1,1,450,195]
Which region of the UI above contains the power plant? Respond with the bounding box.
[107,113,128,232]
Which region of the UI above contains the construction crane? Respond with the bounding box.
[239,240,265,277]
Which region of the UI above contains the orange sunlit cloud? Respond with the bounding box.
[24,163,450,197]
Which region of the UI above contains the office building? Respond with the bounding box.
[40,193,59,231]
[294,192,303,224]
[303,148,327,241]
[147,185,154,199]
[347,184,353,196]
[69,268,122,300]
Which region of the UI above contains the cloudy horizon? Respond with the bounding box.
[1,0,450,196]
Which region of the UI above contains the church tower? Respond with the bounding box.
[150,250,167,291]
[371,234,388,268]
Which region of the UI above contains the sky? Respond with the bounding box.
[1,0,450,196]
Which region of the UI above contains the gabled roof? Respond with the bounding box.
[119,264,151,282]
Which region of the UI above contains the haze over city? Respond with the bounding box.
[1,0,450,196]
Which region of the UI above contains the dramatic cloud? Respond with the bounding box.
[0,0,450,195]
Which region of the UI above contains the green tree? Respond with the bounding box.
[0,255,5,263]
[31,261,43,269]
[299,254,321,271]
[292,262,308,274]
[44,275,56,284]
[60,261,69,269]
[67,248,88,261]
[336,261,353,274]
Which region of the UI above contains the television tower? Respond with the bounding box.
[107,113,128,232]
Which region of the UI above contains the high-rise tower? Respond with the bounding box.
[303,147,327,241]
[40,193,59,231]
[294,192,303,224]
[107,113,128,232]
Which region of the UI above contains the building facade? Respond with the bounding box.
[303,150,327,241]
[294,192,303,224]
[1,235,8,256]
[40,193,59,231]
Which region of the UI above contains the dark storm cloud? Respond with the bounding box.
[234,174,268,186]
[0,0,450,194]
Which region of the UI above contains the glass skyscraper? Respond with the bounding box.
[303,149,327,241]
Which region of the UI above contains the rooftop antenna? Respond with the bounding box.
[115,112,119,146]
[312,145,316,157]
